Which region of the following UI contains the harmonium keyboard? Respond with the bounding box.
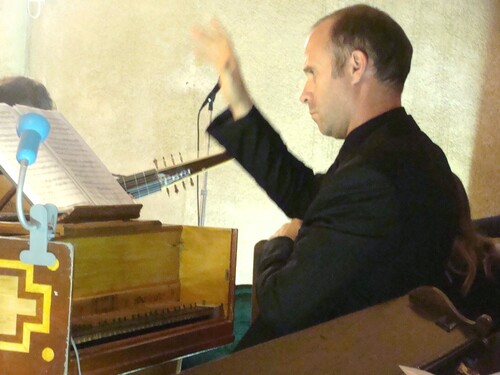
[0,204,237,375]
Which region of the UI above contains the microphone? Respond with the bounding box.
[199,80,220,111]
[16,113,51,166]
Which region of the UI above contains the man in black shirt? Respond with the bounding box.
[193,4,459,349]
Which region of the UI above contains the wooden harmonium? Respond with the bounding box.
[1,218,237,374]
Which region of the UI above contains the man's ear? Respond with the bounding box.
[349,49,369,84]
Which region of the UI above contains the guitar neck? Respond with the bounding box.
[117,151,233,199]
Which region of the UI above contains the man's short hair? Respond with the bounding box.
[0,76,54,110]
[318,4,413,91]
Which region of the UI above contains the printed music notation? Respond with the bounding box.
[0,103,134,212]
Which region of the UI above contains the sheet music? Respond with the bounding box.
[15,105,133,206]
[0,104,133,211]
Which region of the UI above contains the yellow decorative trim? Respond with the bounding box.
[48,259,59,272]
[42,347,55,362]
[0,259,52,353]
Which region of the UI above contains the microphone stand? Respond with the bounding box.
[198,96,215,227]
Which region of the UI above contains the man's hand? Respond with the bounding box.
[192,18,253,120]
[270,218,303,241]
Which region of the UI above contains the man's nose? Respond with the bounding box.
[300,87,310,103]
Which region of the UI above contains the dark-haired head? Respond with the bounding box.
[0,76,54,110]
[316,4,413,92]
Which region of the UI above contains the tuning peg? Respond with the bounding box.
[166,187,170,196]
[153,158,159,170]
[179,152,195,187]
[165,156,180,193]
[162,156,167,168]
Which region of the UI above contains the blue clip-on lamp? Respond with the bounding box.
[16,113,57,266]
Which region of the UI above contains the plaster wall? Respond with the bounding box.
[1,0,498,284]
[0,0,29,74]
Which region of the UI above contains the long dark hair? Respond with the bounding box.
[448,175,499,295]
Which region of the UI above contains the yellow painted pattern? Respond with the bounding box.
[0,276,37,335]
[47,259,59,272]
[42,347,55,362]
[0,259,52,353]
